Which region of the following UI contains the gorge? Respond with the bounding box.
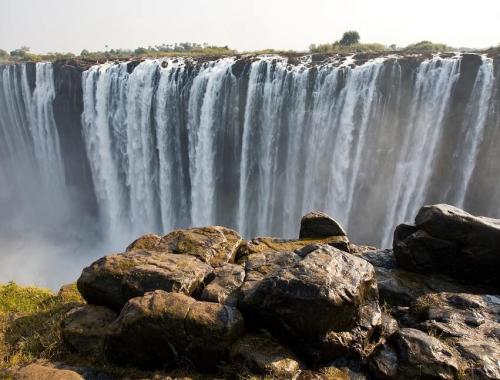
[0,53,499,286]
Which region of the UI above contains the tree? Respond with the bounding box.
[10,46,30,57]
[80,49,90,56]
[0,49,8,59]
[339,31,360,46]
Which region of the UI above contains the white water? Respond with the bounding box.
[0,55,499,287]
[78,55,499,246]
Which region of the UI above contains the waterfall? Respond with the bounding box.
[0,63,66,207]
[1,54,499,250]
[78,55,499,246]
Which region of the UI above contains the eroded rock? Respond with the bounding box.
[200,263,245,306]
[240,245,380,363]
[105,290,245,371]
[77,250,212,311]
[62,305,117,355]
[230,332,301,377]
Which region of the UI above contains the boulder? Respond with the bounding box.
[105,290,245,371]
[62,305,116,355]
[299,211,346,238]
[237,235,350,262]
[240,245,380,363]
[370,328,459,379]
[126,233,162,251]
[230,332,301,377]
[157,226,243,267]
[415,204,500,250]
[200,263,245,306]
[10,363,84,380]
[77,250,212,311]
[393,230,458,273]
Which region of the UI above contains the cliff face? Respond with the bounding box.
[52,61,97,217]
[0,53,499,247]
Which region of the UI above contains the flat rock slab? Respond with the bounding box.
[10,363,84,380]
[237,235,350,261]
[77,250,213,311]
[416,204,500,249]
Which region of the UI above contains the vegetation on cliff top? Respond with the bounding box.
[1,31,494,64]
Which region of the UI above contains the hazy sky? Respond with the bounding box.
[1,0,499,53]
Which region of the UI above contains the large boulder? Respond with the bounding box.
[200,263,245,306]
[237,235,350,262]
[240,245,381,363]
[299,211,347,239]
[393,230,458,272]
[394,204,500,287]
[370,328,459,379]
[104,290,245,372]
[230,332,301,378]
[415,204,500,249]
[127,226,243,267]
[77,250,213,311]
[61,305,117,355]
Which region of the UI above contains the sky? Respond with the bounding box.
[1,0,499,54]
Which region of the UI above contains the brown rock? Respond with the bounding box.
[77,250,212,311]
[230,332,301,377]
[200,263,245,306]
[11,363,84,380]
[299,211,347,238]
[62,305,116,355]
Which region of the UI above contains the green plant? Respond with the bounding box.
[340,30,360,46]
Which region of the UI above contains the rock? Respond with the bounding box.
[11,363,84,380]
[370,328,459,379]
[126,233,162,251]
[351,248,396,269]
[238,250,302,309]
[240,245,380,363]
[393,230,458,273]
[415,204,500,250]
[77,250,213,311]
[299,211,346,238]
[393,223,418,244]
[62,305,116,355]
[230,332,301,377]
[105,290,244,372]
[237,235,350,262]
[157,226,243,267]
[455,339,500,379]
[200,263,245,306]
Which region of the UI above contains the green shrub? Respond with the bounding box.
[402,40,451,53]
[340,30,360,46]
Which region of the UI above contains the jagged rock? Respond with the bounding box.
[10,363,84,380]
[239,250,302,306]
[200,263,245,306]
[240,245,380,363]
[77,250,213,311]
[126,233,162,251]
[415,204,500,249]
[393,204,500,287]
[105,290,245,372]
[455,339,500,379]
[299,211,346,239]
[393,230,458,272]
[370,328,459,379]
[62,305,116,355]
[237,235,350,262]
[230,332,301,377]
[157,226,243,267]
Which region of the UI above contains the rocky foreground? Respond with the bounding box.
[3,204,500,379]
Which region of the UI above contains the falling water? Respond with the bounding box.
[1,55,499,252]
